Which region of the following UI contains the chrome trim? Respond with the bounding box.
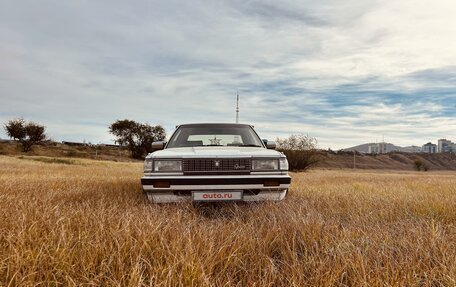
[144,169,287,176]
[143,183,289,191]
[250,171,287,175]
[149,154,253,159]
[144,172,184,176]
[142,174,290,180]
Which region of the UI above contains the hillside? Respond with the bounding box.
[0,141,135,162]
[2,140,456,171]
[318,151,456,170]
[342,143,423,153]
[342,142,401,153]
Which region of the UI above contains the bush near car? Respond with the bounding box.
[276,134,321,171]
[279,149,322,171]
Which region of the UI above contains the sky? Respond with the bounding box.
[1,0,455,149]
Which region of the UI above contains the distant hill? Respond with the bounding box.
[342,143,422,153]
[2,140,455,171]
[0,141,134,162]
[342,143,400,153]
[317,151,456,170]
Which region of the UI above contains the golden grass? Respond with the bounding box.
[0,155,455,286]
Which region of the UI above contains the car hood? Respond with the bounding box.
[147,146,283,158]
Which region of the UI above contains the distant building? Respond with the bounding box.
[437,139,454,153]
[422,142,437,153]
[401,146,422,153]
[62,141,89,147]
[368,142,388,154]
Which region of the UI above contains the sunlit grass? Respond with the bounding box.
[0,155,455,286]
[17,155,77,165]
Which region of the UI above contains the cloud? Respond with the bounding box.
[0,0,455,149]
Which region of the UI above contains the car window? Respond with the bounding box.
[167,125,264,148]
[188,135,243,146]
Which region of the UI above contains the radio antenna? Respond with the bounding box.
[233,92,241,143]
[236,91,239,123]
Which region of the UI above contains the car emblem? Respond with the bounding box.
[234,164,245,169]
[214,160,220,168]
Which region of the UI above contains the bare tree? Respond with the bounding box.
[276,134,321,171]
[4,118,47,152]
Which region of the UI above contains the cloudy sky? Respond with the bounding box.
[1,0,455,149]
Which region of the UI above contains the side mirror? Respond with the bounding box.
[263,139,276,150]
[152,141,166,151]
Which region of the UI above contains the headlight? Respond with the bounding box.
[279,157,289,170]
[252,159,279,171]
[144,159,153,172]
[154,160,182,172]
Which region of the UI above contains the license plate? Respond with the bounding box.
[192,191,243,201]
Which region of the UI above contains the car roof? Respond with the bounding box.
[176,123,253,128]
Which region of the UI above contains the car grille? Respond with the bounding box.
[183,158,251,175]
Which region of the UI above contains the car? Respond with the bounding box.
[141,123,291,203]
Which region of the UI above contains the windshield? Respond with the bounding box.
[166,125,264,148]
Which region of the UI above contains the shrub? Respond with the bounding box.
[276,134,321,171]
[413,160,430,172]
[280,149,322,171]
[414,160,423,171]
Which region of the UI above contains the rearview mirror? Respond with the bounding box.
[152,141,166,151]
[262,139,276,150]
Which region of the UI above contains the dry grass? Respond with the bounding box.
[0,142,133,162]
[0,155,455,286]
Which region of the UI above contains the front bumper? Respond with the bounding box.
[141,174,291,203]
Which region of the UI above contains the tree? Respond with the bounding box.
[276,134,321,171]
[109,119,166,159]
[4,118,47,152]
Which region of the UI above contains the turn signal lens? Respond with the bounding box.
[264,181,280,187]
[144,159,153,172]
[153,181,170,188]
[279,157,289,170]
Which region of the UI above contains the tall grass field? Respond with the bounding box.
[0,155,455,286]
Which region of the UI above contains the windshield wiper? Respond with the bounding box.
[238,144,262,147]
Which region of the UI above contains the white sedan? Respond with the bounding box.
[141,123,291,203]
